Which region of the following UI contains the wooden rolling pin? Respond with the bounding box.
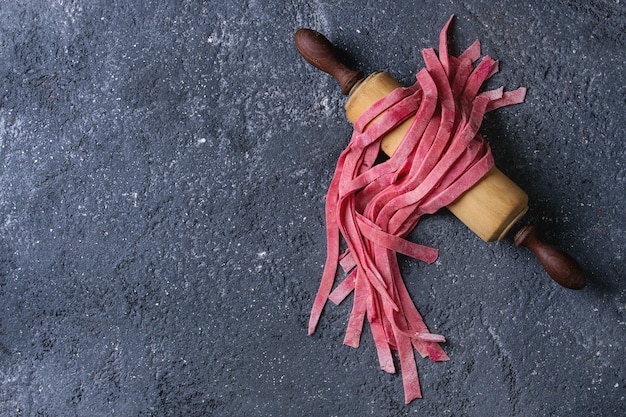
[294,28,586,290]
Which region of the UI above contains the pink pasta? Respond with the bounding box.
[308,16,526,403]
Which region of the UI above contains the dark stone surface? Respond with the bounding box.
[0,1,624,416]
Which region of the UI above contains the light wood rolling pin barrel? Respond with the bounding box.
[294,28,586,290]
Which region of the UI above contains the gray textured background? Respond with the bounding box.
[0,1,624,416]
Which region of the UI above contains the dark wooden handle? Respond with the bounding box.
[514,225,586,290]
[294,28,364,95]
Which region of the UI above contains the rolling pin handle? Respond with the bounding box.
[514,225,586,290]
[294,28,364,95]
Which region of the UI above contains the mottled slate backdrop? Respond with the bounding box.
[0,1,624,416]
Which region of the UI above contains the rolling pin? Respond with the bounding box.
[294,28,586,290]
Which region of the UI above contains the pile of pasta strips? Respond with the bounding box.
[308,16,526,403]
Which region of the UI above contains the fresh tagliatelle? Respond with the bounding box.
[307,16,526,403]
